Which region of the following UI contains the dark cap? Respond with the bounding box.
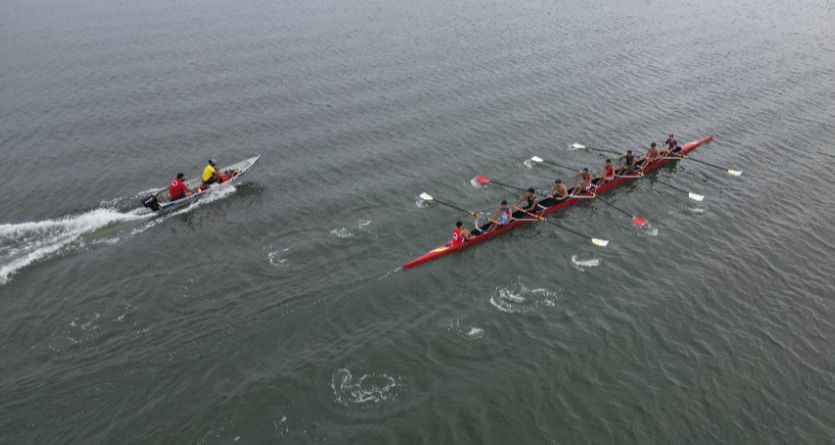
[176,172,185,179]
[527,187,535,193]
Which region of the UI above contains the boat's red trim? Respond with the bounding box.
[402,135,714,269]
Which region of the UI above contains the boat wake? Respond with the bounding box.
[0,185,238,286]
[331,368,401,407]
[489,282,559,313]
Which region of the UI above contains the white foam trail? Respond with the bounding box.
[0,185,239,285]
[0,208,151,285]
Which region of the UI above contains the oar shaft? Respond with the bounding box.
[587,146,620,155]
[595,196,633,218]
[513,206,597,241]
[433,198,478,217]
[541,160,578,173]
[663,155,727,171]
[491,180,528,193]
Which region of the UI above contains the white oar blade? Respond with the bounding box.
[524,156,543,169]
[569,143,586,151]
[419,192,434,201]
[592,238,609,247]
[728,169,743,176]
[688,192,705,202]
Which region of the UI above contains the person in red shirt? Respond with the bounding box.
[450,221,473,247]
[169,173,191,201]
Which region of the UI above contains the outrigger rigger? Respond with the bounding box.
[404,135,715,269]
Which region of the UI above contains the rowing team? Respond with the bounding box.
[450,135,681,247]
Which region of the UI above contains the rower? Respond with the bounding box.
[513,188,539,217]
[664,134,677,151]
[660,135,677,157]
[486,200,513,232]
[168,173,191,201]
[571,168,594,195]
[547,178,569,200]
[615,150,636,175]
[450,221,473,247]
[600,159,616,184]
[641,142,661,168]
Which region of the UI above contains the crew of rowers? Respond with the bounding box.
[450,135,682,246]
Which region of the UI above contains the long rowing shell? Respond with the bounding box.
[402,135,714,269]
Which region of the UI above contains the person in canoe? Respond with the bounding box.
[571,168,594,195]
[616,150,637,175]
[486,200,513,232]
[169,173,191,201]
[513,188,539,217]
[450,221,473,247]
[641,142,661,168]
[202,159,222,186]
[600,159,616,184]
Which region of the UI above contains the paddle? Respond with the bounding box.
[512,206,609,247]
[418,193,481,217]
[661,156,742,176]
[593,196,648,226]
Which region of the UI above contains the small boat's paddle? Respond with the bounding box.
[511,206,608,247]
[418,193,481,217]
[661,156,742,176]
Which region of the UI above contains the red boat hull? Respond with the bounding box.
[403,135,714,269]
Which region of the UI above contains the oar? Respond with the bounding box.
[566,146,706,200]
[471,175,529,193]
[661,156,742,176]
[526,156,576,173]
[418,193,481,217]
[593,196,648,226]
[512,206,608,247]
[648,178,705,202]
[568,143,619,155]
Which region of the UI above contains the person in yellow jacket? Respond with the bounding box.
[202,159,221,186]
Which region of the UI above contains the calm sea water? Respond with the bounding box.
[2,0,835,443]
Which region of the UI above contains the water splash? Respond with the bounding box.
[330,227,353,238]
[331,368,400,407]
[489,282,559,313]
[571,255,601,271]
